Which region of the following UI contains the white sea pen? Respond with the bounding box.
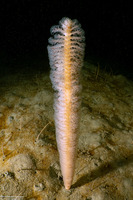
[47,17,85,189]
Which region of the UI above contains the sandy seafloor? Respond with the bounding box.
[0,58,133,200]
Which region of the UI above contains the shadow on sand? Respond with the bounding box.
[72,153,133,189]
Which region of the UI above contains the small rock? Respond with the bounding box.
[33,183,45,192]
[8,154,36,181]
[7,115,14,124]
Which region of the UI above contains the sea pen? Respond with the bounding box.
[47,17,85,189]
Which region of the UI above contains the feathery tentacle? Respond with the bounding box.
[47,17,85,189]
